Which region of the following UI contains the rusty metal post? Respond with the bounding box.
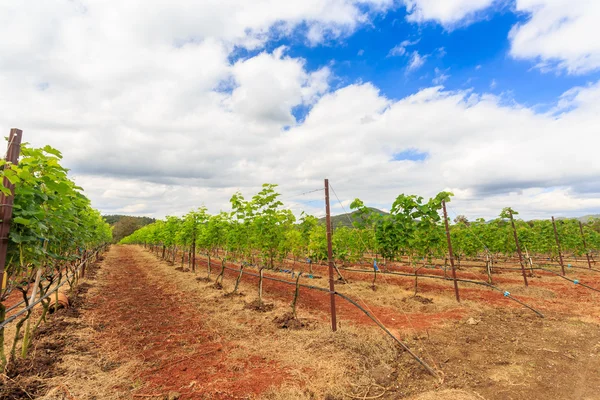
[552,216,565,276]
[442,201,460,302]
[579,221,592,269]
[324,179,337,332]
[0,129,23,289]
[508,209,528,287]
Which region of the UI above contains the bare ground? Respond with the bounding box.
[3,245,600,400]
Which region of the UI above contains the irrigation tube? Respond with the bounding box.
[200,256,545,318]
[0,245,107,330]
[335,291,439,378]
[5,270,67,314]
[538,268,600,294]
[207,261,440,378]
[4,252,111,314]
[336,266,546,318]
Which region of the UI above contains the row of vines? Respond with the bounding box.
[120,184,600,270]
[0,139,112,370]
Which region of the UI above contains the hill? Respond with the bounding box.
[103,215,156,243]
[319,207,388,228]
[578,214,600,223]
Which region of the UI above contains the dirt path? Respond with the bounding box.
[8,245,600,400]
[85,245,288,399]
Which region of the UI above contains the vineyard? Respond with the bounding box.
[0,130,111,377]
[120,183,600,291]
[2,131,600,399]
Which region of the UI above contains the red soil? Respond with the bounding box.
[87,246,287,399]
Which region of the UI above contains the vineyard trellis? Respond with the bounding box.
[120,180,600,376]
[121,183,600,283]
[0,129,112,371]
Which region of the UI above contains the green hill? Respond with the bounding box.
[319,207,388,228]
[579,214,600,223]
[103,215,156,242]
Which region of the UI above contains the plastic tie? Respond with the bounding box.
[503,291,510,297]
[574,279,579,285]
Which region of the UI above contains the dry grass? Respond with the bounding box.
[38,322,141,400]
[408,389,486,400]
[136,250,411,399]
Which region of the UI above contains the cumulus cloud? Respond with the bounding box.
[509,0,600,74]
[403,0,496,27]
[400,0,600,74]
[0,0,598,222]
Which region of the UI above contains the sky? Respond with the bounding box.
[1,0,599,221]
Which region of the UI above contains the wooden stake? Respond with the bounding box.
[324,178,337,332]
[552,216,565,276]
[291,272,302,318]
[442,200,460,302]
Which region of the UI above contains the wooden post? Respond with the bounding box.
[552,216,565,276]
[579,221,592,269]
[191,229,196,273]
[324,179,337,332]
[291,272,302,318]
[442,200,460,302]
[508,209,528,287]
[258,267,264,304]
[0,129,23,289]
[233,265,245,293]
[524,245,534,274]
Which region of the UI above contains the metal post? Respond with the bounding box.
[552,216,565,276]
[324,179,337,332]
[0,129,23,289]
[509,209,528,287]
[442,201,460,302]
[579,221,592,269]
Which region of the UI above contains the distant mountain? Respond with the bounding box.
[319,207,389,228]
[103,215,156,242]
[578,215,600,223]
[103,214,156,226]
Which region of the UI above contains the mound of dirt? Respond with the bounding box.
[403,295,434,304]
[273,312,311,330]
[223,291,245,298]
[244,300,274,312]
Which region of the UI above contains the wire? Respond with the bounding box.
[280,188,324,202]
[328,183,441,372]
[198,255,440,378]
[0,246,107,329]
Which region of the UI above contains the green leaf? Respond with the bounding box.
[13,217,32,226]
[43,145,63,158]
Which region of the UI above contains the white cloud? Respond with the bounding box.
[227,48,330,124]
[407,51,427,71]
[401,1,600,74]
[388,39,420,57]
[509,0,600,74]
[432,67,451,84]
[0,0,598,222]
[403,0,496,27]
[490,79,497,89]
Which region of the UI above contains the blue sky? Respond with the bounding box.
[261,6,600,113]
